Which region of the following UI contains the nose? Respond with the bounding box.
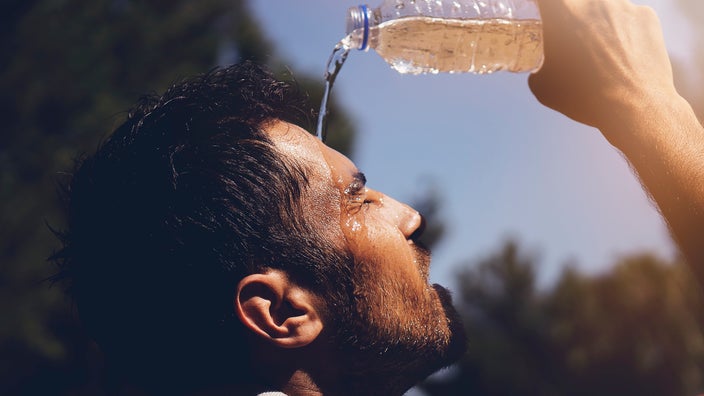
[397,203,423,240]
[368,189,423,239]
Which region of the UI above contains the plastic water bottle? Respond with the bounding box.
[343,0,543,75]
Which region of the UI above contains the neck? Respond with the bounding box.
[278,370,323,396]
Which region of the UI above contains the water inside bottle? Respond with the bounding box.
[316,42,350,142]
[372,17,543,74]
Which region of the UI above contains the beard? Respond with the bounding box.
[328,245,467,396]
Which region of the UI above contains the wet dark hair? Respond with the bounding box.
[50,62,353,393]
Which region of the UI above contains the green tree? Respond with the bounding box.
[0,1,354,393]
[546,254,704,395]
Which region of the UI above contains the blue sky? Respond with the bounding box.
[249,0,696,289]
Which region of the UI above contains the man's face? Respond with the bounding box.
[267,121,465,390]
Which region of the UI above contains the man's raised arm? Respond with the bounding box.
[529,0,704,284]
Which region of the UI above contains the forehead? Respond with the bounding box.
[264,120,353,242]
[265,121,329,175]
[264,120,357,190]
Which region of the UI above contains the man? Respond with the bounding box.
[51,0,704,395]
[53,61,466,395]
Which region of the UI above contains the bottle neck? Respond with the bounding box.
[345,5,371,50]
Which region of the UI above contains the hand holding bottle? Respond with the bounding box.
[528,0,675,137]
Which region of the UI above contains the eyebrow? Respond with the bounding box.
[345,172,367,196]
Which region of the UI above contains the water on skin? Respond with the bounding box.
[343,182,366,234]
[317,41,351,142]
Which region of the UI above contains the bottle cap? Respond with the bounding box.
[346,5,370,50]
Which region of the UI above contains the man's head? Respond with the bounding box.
[52,62,465,395]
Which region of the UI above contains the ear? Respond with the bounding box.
[235,269,323,348]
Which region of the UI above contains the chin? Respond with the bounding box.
[332,271,467,395]
[432,283,468,366]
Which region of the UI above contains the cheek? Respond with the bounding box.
[342,211,422,286]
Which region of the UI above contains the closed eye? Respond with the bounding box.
[344,172,367,197]
[344,172,371,213]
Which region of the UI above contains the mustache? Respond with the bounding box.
[411,240,432,279]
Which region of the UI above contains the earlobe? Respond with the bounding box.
[235,270,323,348]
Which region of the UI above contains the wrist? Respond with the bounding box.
[597,87,688,152]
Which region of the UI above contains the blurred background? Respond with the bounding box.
[2,0,704,395]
